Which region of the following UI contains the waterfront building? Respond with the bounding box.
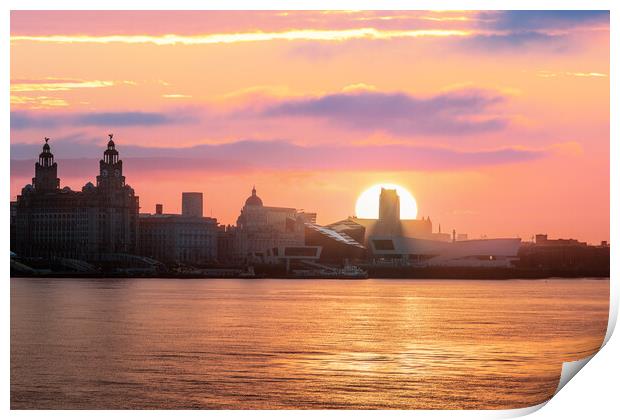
[377,187,401,235]
[321,188,518,267]
[516,234,609,273]
[534,234,587,247]
[304,223,366,263]
[232,186,309,263]
[327,189,440,244]
[328,216,437,245]
[217,225,237,264]
[11,136,139,260]
[182,192,203,218]
[138,202,218,265]
[368,236,522,267]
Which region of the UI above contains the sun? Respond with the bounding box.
[355,183,418,220]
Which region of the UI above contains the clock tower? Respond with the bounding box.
[96,133,125,191]
[32,137,60,192]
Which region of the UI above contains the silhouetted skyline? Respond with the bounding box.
[10,10,610,243]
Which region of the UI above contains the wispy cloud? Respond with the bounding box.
[566,72,607,78]
[537,70,608,78]
[10,95,69,108]
[162,94,192,99]
[11,110,192,129]
[10,79,117,92]
[10,28,472,46]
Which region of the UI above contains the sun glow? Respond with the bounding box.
[355,184,418,220]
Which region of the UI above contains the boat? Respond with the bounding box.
[290,264,368,279]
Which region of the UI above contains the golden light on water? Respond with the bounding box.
[355,183,418,220]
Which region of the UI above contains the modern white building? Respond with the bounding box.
[328,188,521,268]
[368,236,522,267]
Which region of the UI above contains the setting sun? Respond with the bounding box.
[355,183,418,220]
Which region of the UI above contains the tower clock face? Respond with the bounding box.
[101,169,108,177]
[114,169,120,177]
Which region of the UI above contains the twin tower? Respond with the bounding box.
[32,134,126,194]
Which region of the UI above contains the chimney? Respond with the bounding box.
[155,204,163,215]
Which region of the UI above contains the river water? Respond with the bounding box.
[10,278,609,409]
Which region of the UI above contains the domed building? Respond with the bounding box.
[230,186,317,264]
[11,135,139,261]
[244,186,263,207]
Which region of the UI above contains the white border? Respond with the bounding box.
[3,1,617,419]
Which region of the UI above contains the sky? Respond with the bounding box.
[10,10,610,243]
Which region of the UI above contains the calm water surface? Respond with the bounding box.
[11,278,608,409]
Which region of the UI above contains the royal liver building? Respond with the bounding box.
[11,135,139,261]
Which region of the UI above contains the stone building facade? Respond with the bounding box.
[138,204,219,265]
[11,136,139,260]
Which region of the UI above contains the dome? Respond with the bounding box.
[244,186,263,207]
[22,184,34,194]
[82,182,95,192]
[62,186,72,192]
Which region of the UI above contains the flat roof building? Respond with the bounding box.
[182,192,203,218]
[139,203,218,265]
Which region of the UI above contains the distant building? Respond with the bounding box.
[320,188,517,267]
[379,188,400,221]
[232,186,309,263]
[519,234,608,273]
[12,136,139,260]
[217,225,237,264]
[535,234,586,247]
[328,216,438,245]
[138,202,218,265]
[457,233,469,241]
[304,223,366,263]
[182,192,203,218]
[368,236,522,267]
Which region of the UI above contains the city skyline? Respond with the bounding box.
[10,10,610,243]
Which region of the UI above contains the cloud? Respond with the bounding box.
[260,89,508,136]
[457,11,609,53]
[482,10,609,32]
[162,94,192,99]
[11,139,548,174]
[75,112,177,126]
[10,28,471,46]
[537,70,608,79]
[11,110,191,129]
[10,112,59,129]
[10,95,69,109]
[10,79,116,92]
[10,135,103,160]
[460,31,567,51]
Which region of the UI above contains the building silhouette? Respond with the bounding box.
[138,200,218,265]
[11,136,139,260]
[379,188,400,223]
[232,186,310,262]
[182,192,203,218]
[377,187,402,236]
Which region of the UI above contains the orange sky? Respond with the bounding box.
[10,11,610,243]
